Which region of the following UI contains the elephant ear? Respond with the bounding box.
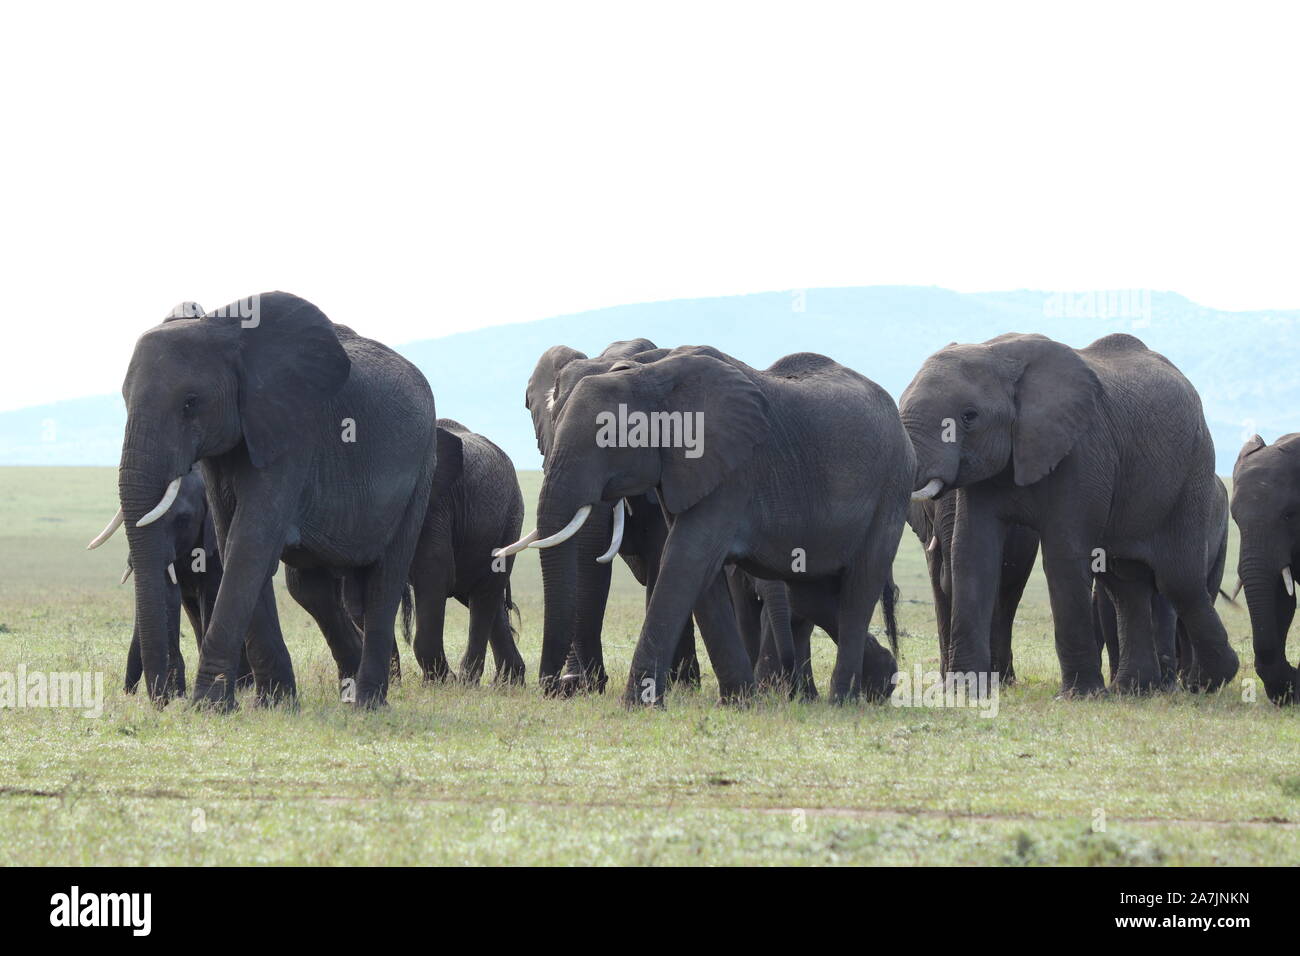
[526,345,586,461]
[1233,434,1267,480]
[432,426,464,499]
[988,333,1102,486]
[629,353,770,514]
[227,292,351,469]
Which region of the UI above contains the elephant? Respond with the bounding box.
[344,419,526,685]
[726,566,899,699]
[117,466,254,696]
[900,332,1238,697]
[503,345,913,705]
[87,292,437,709]
[509,339,699,695]
[1231,433,1300,704]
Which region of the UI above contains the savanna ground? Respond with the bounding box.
[0,467,1297,866]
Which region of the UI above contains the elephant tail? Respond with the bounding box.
[505,579,521,644]
[400,583,415,645]
[881,577,900,659]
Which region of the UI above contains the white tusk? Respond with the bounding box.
[136,477,183,527]
[911,478,943,501]
[1230,578,1243,601]
[1285,567,1294,597]
[120,565,133,585]
[492,529,539,558]
[529,505,593,550]
[86,508,124,549]
[167,563,178,585]
[927,535,938,553]
[596,499,627,564]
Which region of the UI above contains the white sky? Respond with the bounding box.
[2,0,1298,411]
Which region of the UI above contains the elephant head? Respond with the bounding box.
[526,350,769,548]
[87,292,351,702]
[899,333,1101,500]
[1231,433,1300,703]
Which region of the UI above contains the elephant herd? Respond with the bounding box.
[86,291,1299,712]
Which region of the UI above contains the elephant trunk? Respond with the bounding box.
[119,467,177,704]
[1239,540,1297,703]
[536,500,615,694]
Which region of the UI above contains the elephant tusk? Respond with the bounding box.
[167,562,178,585]
[136,477,183,528]
[912,478,944,501]
[927,535,938,553]
[120,565,133,585]
[529,505,593,550]
[1230,578,1243,601]
[492,529,539,558]
[1285,566,1295,597]
[86,508,124,549]
[596,499,628,564]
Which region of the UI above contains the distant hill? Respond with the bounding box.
[2,286,1294,474]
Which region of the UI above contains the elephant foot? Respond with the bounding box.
[622,670,667,708]
[1256,665,1296,705]
[491,661,527,687]
[351,684,389,709]
[1182,647,1239,693]
[418,657,454,684]
[189,678,237,713]
[717,679,756,706]
[253,681,297,709]
[1057,669,1107,699]
[1111,671,1162,696]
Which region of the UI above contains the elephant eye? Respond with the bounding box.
[182,395,198,416]
[961,408,978,426]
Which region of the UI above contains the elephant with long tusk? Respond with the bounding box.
[110,292,438,710]
[520,339,703,696]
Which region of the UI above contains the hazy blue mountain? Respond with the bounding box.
[2,287,1295,474]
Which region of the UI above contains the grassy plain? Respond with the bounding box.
[0,467,1296,865]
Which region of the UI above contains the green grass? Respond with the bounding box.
[0,467,1297,865]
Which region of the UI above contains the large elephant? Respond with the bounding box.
[506,346,913,705]
[900,332,1237,696]
[88,292,436,709]
[1231,433,1300,704]
[115,466,254,695]
[511,339,698,695]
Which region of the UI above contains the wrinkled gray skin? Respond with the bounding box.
[525,340,699,695]
[115,292,436,709]
[393,419,526,685]
[1231,433,1300,704]
[123,467,253,695]
[537,346,913,705]
[900,332,1237,696]
[726,566,899,699]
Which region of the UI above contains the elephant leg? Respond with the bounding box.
[792,617,817,700]
[923,546,952,674]
[829,548,896,704]
[242,579,294,708]
[754,579,797,693]
[726,568,764,665]
[410,583,451,684]
[992,526,1037,684]
[1039,541,1106,696]
[688,570,759,703]
[1107,574,1162,694]
[459,594,490,686]
[1158,574,1239,693]
[125,622,143,694]
[1091,581,1120,685]
[1152,593,1178,690]
[284,566,363,683]
[483,590,526,686]
[668,620,701,690]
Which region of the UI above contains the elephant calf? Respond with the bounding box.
[340,420,527,685]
